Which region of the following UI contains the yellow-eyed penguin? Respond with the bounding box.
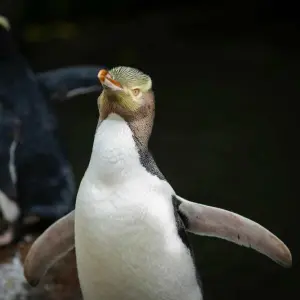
[24,66,292,300]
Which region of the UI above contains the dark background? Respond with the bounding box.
[1,1,298,299]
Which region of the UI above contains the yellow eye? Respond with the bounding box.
[132,88,140,96]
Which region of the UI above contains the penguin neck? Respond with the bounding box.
[127,110,154,151]
[98,94,155,151]
[87,113,154,184]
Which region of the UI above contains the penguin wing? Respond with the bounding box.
[174,195,292,268]
[36,66,104,101]
[24,210,75,286]
[172,196,203,288]
[172,196,193,250]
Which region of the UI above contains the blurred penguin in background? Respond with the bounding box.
[0,98,20,246]
[0,13,104,246]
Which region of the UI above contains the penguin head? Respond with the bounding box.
[0,15,17,58]
[0,15,10,31]
[97,66,154,120]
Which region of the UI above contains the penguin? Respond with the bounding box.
[24,66,292,300]
[0,14,104,246]
[0,100,20,246]
[36,66,103,102]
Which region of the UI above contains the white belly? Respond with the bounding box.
[74,114,201,300]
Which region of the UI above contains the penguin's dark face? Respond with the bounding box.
[97,66,154,122]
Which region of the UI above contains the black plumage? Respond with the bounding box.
[0,16,104,245]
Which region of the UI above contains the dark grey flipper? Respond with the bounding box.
[24,210,75,286]
[36,66,104,101]
[175,195,292,268]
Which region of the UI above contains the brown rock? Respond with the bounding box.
[0,238,82,300]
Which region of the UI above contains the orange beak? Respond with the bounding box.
[98,69,123,91]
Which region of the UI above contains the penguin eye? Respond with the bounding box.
[132,88,140,96]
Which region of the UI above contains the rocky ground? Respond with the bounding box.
[0,238,81,300]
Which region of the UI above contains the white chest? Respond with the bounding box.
[87,113,143,183]
[74,114,201,300]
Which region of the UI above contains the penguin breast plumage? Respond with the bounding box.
[75,113,202,300]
